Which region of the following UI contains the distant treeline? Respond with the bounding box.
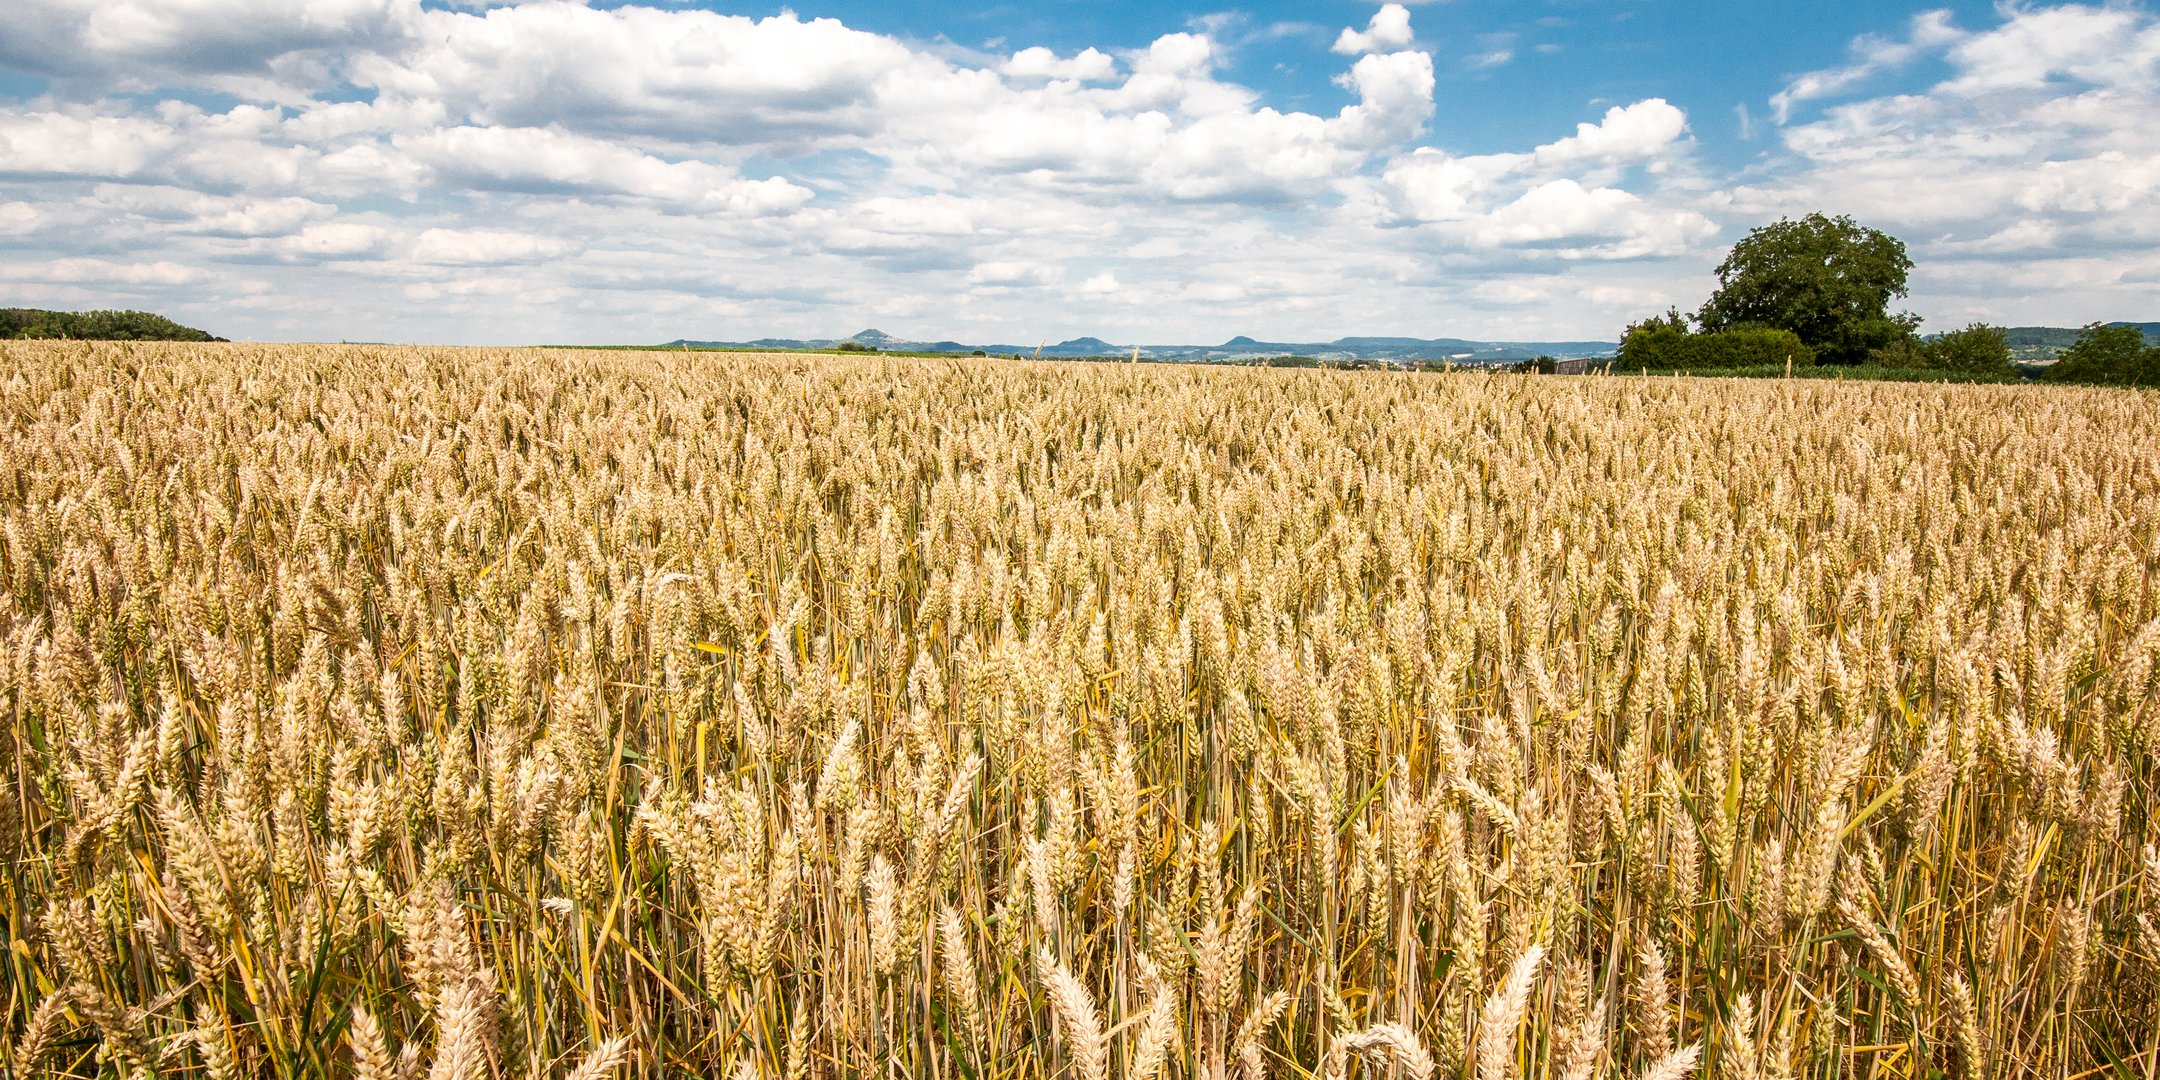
[2,308,223,342]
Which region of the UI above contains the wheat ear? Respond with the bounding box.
[1036,946,1110,1080]
[1636,1042,1702,1080]
[1476,942,1547,1080]
[563,1036,633,1080]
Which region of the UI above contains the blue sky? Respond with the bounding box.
[2,1,2157,344]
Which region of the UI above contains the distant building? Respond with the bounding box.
[1552,358,1589,374]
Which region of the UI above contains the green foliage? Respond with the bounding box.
[1924,323,2015,373]
[1618,311,1814,371]
[1870,323,2016,374]
[1826,315,1924,366]
[2045,322,2160,386]
[1695,325,1816,368]
[0,307,222,341]
[834,340,877,353]
[1866,337,1928,368]
[1696,213,1917,364]
[1617,309,1692,369]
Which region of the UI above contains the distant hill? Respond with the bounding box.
[2,307,223,342]
[2001,323,2159,361]
[664,328,1619,364]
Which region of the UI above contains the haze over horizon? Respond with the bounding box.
[3,1,2157,345]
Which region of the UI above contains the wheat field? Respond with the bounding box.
[2,342,2157,1079]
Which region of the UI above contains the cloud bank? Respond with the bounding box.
[0,1,2154,343]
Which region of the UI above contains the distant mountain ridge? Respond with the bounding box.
[2002,323,2160,360]
[664,328,1620,363]
[665,323,2159,365]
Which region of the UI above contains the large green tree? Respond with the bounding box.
[1696,213,1918,365]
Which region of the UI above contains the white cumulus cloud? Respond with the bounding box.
[0,113,182,180]
[1532,99,1691,169]
[0,0,420,89]
[1770,9,1964,123]
[1334,5,1416,56]
[1003,47,1118,82]
[411,227,570,266]
[967,261,1063,288]
[400,126,812,213]
[2,256,208,285]
[269,221,394,260]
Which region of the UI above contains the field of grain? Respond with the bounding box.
[2,342,2158,1079]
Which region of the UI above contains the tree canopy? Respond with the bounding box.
[1,308,222,341]
[1921,323,2014,374]
[1870,322,2016,375]
[2045,322,2160,387]
[1617,309,1814,371]
[1696,213,1917,365]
